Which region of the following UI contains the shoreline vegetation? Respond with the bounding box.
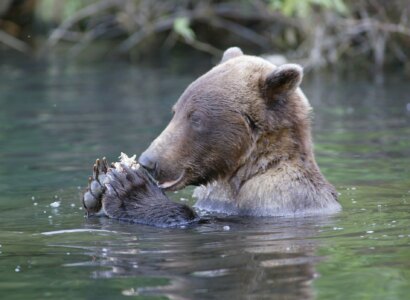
[0,0,409,73]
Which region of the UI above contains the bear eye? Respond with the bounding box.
[189,112,203,129]
[244,113,258,131]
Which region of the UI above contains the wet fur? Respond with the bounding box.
[83,159,198,227]
[104,167,198,226]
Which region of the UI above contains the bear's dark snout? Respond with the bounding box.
[138,151,157,172]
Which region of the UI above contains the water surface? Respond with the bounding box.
[0,54,409,300]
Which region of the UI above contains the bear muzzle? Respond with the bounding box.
[138,151,186,191]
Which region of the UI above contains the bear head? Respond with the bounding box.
[139,47,311,192]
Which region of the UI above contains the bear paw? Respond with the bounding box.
[82,158,110,215]
[82,154,199,227]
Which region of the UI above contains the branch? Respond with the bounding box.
[0,30,30,53]
[47,0,124,47]
[116,17,176,53]
[207,16,270,48]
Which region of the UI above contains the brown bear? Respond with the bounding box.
[138,47,341,216]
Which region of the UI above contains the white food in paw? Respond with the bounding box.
[113,152,140,172]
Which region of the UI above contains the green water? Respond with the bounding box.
[0,54,409,300]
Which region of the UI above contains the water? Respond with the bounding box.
[0,54,409,300]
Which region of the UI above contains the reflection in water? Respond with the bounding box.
[51,216,338,299]
[41,229,118,235]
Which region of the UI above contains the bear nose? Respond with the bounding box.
[138,151,157,171]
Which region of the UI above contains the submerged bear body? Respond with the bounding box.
[138,47,341,216]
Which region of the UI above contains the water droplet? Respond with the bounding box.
[15,266,21,272]
[122,288,137,296]
[50,201,60,208]
[366,230,374,234]
[31,196,35,201]
[33,202,38,206]
[223,225,230,231]
[70,203,76,207]
[48,216,52,219]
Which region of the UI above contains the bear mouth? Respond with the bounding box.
[158,170,186,190]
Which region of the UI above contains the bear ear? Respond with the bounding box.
[220,47,243,63]
[262,64,303,100]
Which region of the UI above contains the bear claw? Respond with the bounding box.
[102,157,108,173]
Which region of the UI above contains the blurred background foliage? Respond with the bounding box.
[0,0,409,72]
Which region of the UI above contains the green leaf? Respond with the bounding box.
[269,0,348,17]
[173,17,195,42]
[333,0,348,15]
